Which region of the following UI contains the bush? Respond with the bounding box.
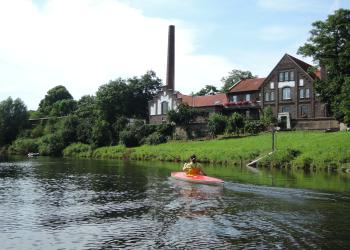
[38,133,65,156]
[145,132,167,145]
[258,148,300,168]
[227,112,245,136]
[119,130,139,147]
[9,138,39,155]
[244,120,263,135]
[208,113,227,137]
[63,143,92,158]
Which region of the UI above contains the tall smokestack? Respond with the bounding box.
[166,25,175,90]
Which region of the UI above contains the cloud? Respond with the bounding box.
[259,26,299,41]
[0,0,235,109]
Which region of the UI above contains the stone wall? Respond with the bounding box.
[293,118,339,130]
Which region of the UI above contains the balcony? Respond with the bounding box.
[224,100,261,109]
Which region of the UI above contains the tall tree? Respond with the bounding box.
[298,9,350,124]
[221,69,256,92]
[0,97,28,145]
[195,85,219,96]
[38,85,74,116]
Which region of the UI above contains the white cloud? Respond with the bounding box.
[0,0,234,109]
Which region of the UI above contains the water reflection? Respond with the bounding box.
[0,157,349,249]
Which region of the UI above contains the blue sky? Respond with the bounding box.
[0,0,349,110]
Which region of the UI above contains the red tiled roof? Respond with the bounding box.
[177,93,228,107]
[229,78,266,93]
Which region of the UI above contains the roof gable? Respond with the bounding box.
[228,78,266,93]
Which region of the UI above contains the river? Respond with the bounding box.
[1,157,350,249]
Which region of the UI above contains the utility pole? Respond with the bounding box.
[272,127,276,151]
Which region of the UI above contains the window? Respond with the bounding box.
[305,88,310,98]
[299,88,304,99]
[290,71,294,81]
[245,94,251,101]
[279,71,295,82]
[282,87,291,100]
[161,101,168,114]
[270,82,274,89]
[299,79,304,86]
[230,95,237,102]
[270,91,275,101]
[300,105,308,117]
[282,106,290,113]
[279,72,284,82]
[265,92,270,101]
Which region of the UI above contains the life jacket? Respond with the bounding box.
[184,163,202,176]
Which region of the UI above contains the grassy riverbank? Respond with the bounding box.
[63,131,350,171]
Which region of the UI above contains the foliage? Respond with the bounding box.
[208,113,227,137]
[227,112,245,136]
[297,9,350,123]
[258,149,300,168]
[338,77,350,125]
[0,97,28,146]
[38,85,73,115]
[63,143,92,158]
[145,132,167,145]
[96,71,162,123]
[167,103,208,139]
[244,120,263,135]
[60,115,79,145]
[91,120,112,147]
[119,130,139,147]
[260,106,277,128]
[50,99,77,116]
[8,138,39,155]
[221,69,256,92]
[92,145,126,159]
[195,85,219,96]
[38,133,65,156]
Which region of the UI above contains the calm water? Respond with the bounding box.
[1,157,350,249]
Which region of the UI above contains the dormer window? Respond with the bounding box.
[279,71,294,82]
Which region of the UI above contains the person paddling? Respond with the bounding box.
[183,154,206,176]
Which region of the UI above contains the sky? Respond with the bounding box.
[0,0,349,110]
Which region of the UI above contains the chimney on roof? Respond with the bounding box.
[166,25,175,91]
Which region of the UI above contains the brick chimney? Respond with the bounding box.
[166,25,175,90]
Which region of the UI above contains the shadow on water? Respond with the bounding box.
[0,157,350,249]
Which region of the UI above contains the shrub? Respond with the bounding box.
[208,113,227,137]
[38,133,65,156]
[244,120,263,135]
[145,132,167,145]
[9,138,39,155]
[119,130,139,147]
[92,145,126,159]
[258,148,300,168]
[227,112,245,136]
[63,143,92,158]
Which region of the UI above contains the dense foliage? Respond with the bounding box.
[298,9,350,125]
[195,85,219,96]
[0,97,28,146]
[221,69,256,92]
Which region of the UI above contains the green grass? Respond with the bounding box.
[63,131,350,170]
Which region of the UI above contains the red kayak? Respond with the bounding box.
[171,172,224,186]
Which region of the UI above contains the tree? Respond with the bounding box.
[221,69,256,92]
[208,113,227,137]
[96,71,162,123]
[126,70,163,119]
[195,85,219,96]
[38,85,74,115]
[167,103,207,139]
[0,97,28,146]
[227,112,245,136]
[297,9,350,124]
[260,106,277,128]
